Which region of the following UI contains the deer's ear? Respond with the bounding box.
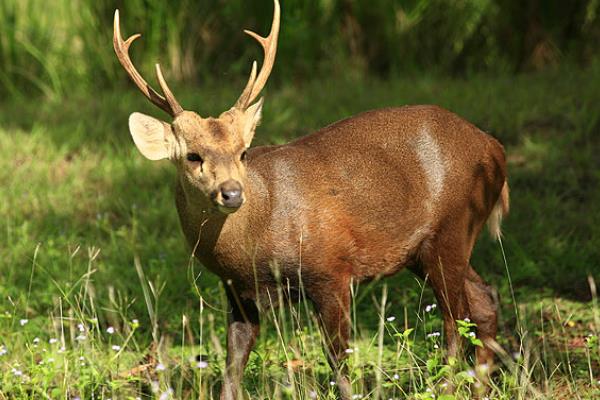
[128,112,177,160]
[242,98,263,147]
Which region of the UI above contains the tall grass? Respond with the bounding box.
[0,242,598,398]
[1,0,599,99]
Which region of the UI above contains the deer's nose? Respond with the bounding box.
[219,180,243,209]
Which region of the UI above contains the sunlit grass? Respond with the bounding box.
[0,249,598,398]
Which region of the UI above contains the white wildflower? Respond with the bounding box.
[111,345,121,351]
[0,345,7,356]
[392,373,400,380]
[49,338,58,344]
[106,326,115,334]
[467,369,476,377]
[33,337,40,345]
[20,319,28,326]
[196,360,208,369]
[425,304,437,313]
[345,348,354,354]
[433,344,439,349]
[386,316,396,322]
[58,346,66,353]
[329,380,336,386]
[469,332,476,338]
[12,368,23,377]
[464,318,471,322]
[159,388,174,400]
[77,323,85,332]
[156,363,166,372]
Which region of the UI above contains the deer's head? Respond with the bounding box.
[114,1,279,214]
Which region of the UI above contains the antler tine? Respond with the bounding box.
[235,0,280,109]
[113,10,183,117]
[156,64,184,115]
[234,61,258,109]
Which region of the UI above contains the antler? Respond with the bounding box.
[235,0,280,110]
[113,10,183,117]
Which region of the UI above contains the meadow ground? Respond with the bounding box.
[0,65,599,398]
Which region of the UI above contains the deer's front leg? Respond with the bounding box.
[312,281,353,400]
[220,285,260,400]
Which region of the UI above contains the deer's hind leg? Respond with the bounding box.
[464,265,497,368]
[420,217,498,397]
[421,253,470,359]
[419,215,484,359]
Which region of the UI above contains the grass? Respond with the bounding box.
[1,64,599,398]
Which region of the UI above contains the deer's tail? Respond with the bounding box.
[488,180,509,241]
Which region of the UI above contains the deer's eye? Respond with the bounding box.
[240,151,248,162]
[186,153,203,163]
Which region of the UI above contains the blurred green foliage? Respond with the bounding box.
[1,0,599,99]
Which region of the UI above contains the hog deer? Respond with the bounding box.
[113,1,509,398]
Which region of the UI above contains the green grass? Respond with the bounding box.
[1,65,599,398]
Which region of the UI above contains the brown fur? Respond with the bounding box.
[116,2,508,397]
[167,105,508,399]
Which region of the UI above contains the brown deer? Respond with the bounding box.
[113,1,509,398]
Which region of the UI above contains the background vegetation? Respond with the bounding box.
[0,0,598,398]
[2,0,600,98]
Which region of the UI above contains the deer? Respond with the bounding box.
[113,1,509,398]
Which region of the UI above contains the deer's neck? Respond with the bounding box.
[174,170,269,273]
